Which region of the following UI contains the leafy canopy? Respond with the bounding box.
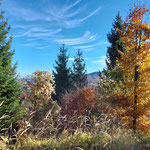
[116,6,150,132]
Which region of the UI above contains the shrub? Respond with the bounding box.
[17,71,60,139]
[61,87,97,117]
[12,129,150,150]
[59,87,97,132]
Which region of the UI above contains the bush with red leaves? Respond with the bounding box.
[61,87,97,118]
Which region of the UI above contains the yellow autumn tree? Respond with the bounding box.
[116,6,150,132]
[22,70,55,109]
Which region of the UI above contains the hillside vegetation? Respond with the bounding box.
[1,2,150,150]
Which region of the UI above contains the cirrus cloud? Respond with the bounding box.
[55,31,99,45]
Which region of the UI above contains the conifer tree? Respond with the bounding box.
[0,8,21,127]
[105,12,124,71]
[53,44,72,104]
[72,49,87,89]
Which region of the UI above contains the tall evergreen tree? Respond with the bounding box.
[0,8,22,127]
[53,44,72,104]
[105,12,124,71]
[72,49,87,89]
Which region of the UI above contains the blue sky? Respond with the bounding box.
[1,0,146,75]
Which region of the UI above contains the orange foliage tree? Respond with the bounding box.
[116,6,150,132]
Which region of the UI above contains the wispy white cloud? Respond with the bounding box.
[83,48,97,51]
[12,25,30,30]
[65,6,85,18]
[55,31,99,45]
[68,57,88,61]
[21,42,51,49]
[75,42,109,49]
[21,43,36,47]
[63,0,82,12]
[36,46,50,50]
[79,7,101,22]
[99,56,106,59]
[3,0,101,28]
[74,42,109,51]
[68,58,75,61]
[61,7,101,28]
[15,26,62,38]
[3,0,102,48]
[92,56,106,65]
[4,5,44,22]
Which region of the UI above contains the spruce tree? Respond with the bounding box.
[0,8,22,128]
[72,49,87,89]
[53,44,72,104]
[105,12,124,71]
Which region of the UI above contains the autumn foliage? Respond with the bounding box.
[61,87,97,117]
[21,70,55,109]
[115,6,150,132]
[20,71,60,137]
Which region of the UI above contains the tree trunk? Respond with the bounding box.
[133,65,138,132]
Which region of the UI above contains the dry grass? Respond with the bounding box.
[1,110,150,150]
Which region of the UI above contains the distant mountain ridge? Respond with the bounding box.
[88,72,99,76]
[87,71,99,87]
[21,71,100,87]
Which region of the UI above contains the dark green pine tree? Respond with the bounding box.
[0,9,22,128]
[72,49,87,89]
[105,12,125,71]
[53,44,72,104]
